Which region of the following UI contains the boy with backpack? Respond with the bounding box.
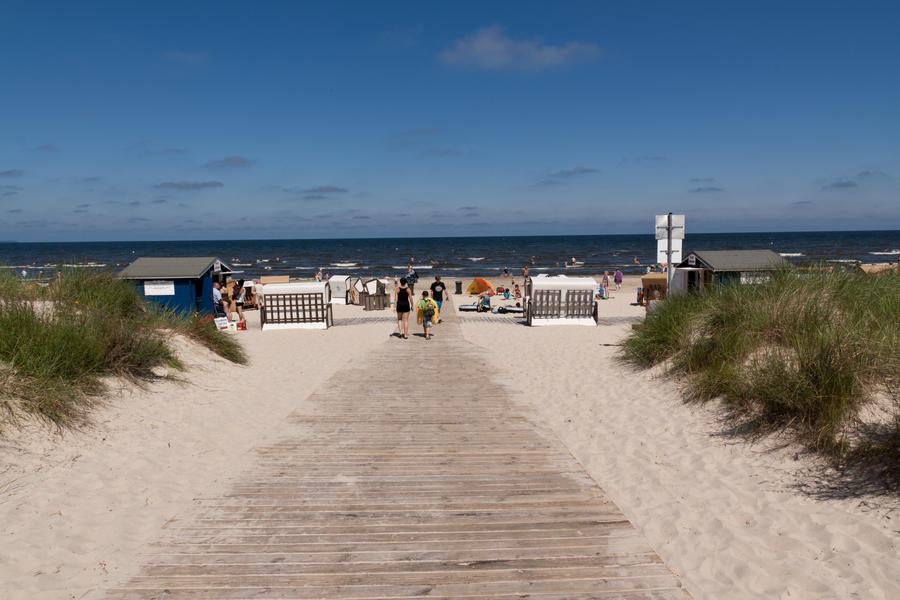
[416,290,439,340]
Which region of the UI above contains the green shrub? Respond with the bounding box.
[623,268,900,476]
[0,269,245,429]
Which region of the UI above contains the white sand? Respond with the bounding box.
[461,276,899,600]
[1,282,898,600]
[0,304,389,600]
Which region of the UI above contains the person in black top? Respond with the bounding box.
[430,275,447,322]
[394,277,412,339]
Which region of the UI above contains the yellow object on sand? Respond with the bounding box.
[416,298,439,325]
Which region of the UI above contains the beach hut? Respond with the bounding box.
[327,275,351,304]
[524,275,597,326]
[257,281,333,330]
[119,256,239,314]
[671,250,790,294]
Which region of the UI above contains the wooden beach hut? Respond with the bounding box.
[119,256,239,314]
[257,281,333,330]
[671,249,789,294]
[524,275,597,326]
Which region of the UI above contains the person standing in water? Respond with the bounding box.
[394,277,412,339]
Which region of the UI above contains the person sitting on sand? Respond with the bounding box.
[513,284,521,299]
[212,282,231,319]
[416,290,439,340]
[646,289,662,314]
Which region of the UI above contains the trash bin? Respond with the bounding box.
[455,281,463,294]
[637,287,643,306]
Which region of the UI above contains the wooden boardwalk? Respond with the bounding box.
[108,305,690,599]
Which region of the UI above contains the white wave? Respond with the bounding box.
[467,257,485,261]
[827,259,857,263]
[332,262,358,267]
[62,263,107,267]
[779,253,804,257]
[413,265,433,269]
[869,250,900,255]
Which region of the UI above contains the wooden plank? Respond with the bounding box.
[105,306,690,599]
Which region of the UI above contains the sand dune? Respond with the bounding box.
[460,277,899,600]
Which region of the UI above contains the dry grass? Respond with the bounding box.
[623,268,900,491]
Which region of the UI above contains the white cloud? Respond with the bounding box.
[440,26,600,70]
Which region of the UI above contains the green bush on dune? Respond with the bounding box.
[623,269,900,484]
[0,270,246,428]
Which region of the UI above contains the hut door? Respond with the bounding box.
[687,270,700,291]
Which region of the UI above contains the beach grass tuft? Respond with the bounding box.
[623,268,900,488]
[0,269,245,429]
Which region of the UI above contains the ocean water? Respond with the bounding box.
[1,230,899,280]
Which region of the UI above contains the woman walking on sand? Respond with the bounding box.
[614,268,623,291]
[394,277,412,339]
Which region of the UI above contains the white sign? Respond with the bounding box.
[657,238,683,264]
[144,280,175,296]
[213,259,222,272]
[655,214,686,240]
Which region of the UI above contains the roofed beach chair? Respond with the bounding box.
[525,275,598,326]
[257,281,333,330]
[327,275,351,304]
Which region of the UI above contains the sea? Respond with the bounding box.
[1,230,899,280]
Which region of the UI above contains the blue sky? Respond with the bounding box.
[1,1,898,242]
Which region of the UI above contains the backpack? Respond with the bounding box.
[422,301,435,320]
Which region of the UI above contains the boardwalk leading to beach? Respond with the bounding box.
[108,306,690,599]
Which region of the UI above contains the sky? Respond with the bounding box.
[1,0,898,242]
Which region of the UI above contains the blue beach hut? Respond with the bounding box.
[119,257,239,314]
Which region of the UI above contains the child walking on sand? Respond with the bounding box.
[417,290,439,340]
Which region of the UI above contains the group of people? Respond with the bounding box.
[393,274,445,340]
[601,269,624,292]
[211,280,248,323]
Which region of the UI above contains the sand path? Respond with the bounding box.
[106,303,690,599]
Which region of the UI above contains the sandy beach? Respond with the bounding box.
[0,274,898,599]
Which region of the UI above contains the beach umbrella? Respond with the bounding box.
[466,278,494,295]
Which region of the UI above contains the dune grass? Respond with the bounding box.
[623,268,900,488]
[0,270,245,429]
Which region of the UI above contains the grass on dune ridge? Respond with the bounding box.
[0,269,246,429]
[623,268,900,490]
